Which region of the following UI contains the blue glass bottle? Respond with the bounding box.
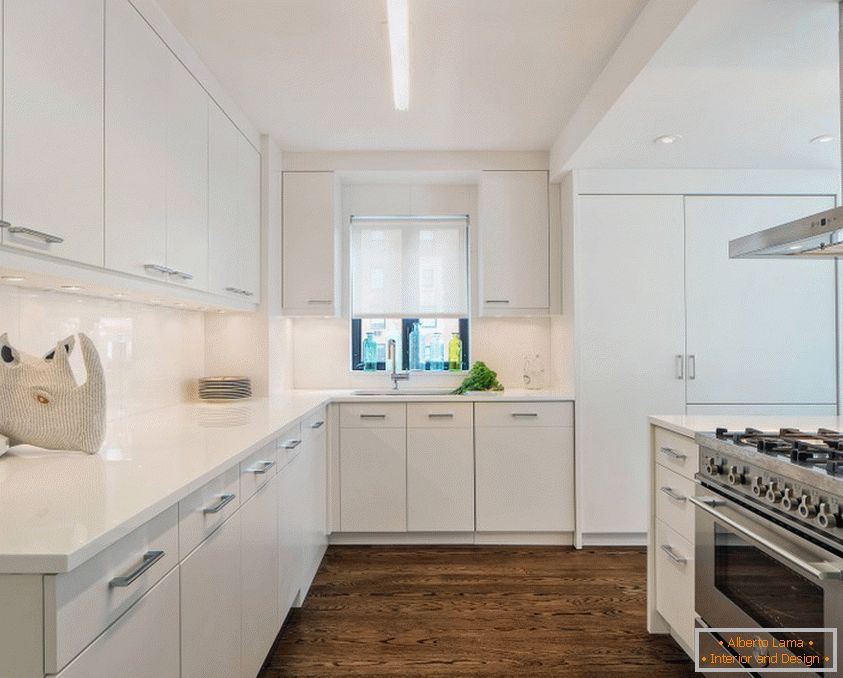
[430,332,444,371]
[363,333,377,372]
[408,322,421,370]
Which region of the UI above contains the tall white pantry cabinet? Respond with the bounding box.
[566,170,840,546]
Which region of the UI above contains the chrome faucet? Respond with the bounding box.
[387,338,410,390]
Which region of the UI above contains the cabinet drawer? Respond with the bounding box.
[179,465,240,559]
[45,504,178,673]
[240,442,278,502]
[655,520,695,651]
[474,401,573,428]
[654,427,699,481]
[655,464,695,543]
[276,421,303,469]
[340,403,406,428]
[53,567,180,678]
[407,402,473,428]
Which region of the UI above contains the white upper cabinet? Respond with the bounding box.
[685,195,837,405]
[282,172,337,315]
[478,170,550,315]
[104,0,169,280]
[2,0,104,265]
[209,103,261,303]
[165,52,209,290]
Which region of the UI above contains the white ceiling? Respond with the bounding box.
[155,0,647,151]
[566,0,841,170]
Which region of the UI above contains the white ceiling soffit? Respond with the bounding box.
[154,0,647,151]
[558,0,840,172]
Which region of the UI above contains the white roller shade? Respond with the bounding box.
[351,216,468,317]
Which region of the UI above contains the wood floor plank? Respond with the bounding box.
[259,545,695,677]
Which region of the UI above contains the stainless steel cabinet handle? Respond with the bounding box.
[689,495,843,580]
[145,263,175,275]
[109,550,165,587]
[171,270,194,281]
[224,287,255,297]
[2,223,64,244]
[687,354,696,380]
[659,446,687,460]
[280,439,302,449]
[660,544,687,565]
[310,421,325,429]
[675,355,684,380]
[485,299,510,304]
[428,413,454,418]
[248,460,276,474]
[203,493,236,514]
[307,299,333,304]
[512,412,539,418]
[360,414,387,419]
[660,486,687,502]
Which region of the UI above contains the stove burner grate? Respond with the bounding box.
[714,427,843,476]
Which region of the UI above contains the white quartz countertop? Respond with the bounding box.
[649,414,843,438]
[0,389,573,574]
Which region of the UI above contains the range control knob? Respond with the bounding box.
[751,476,768,497]
[781,488,797,511]
[765,481,783,504]
[705,457,722,476]
[798,495,817,519]
[817,503,839,529]
[727,465,745,485]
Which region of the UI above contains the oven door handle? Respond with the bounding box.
[689,495,843,581]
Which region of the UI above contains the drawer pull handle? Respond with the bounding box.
[248,460,276,474]
[485,299,510,304]
[310,421,325,429]
[203,493,236,514]
[512,413,539,418]
[144,263,175,275]
[307,299,333,304]
[428,413,454,418]
[1,223,64,244]
[660,544,687,565]
[660,486,687,502]
[171,270,194,281]
[280,439,302,450]
[224,286,255,297]
[109,550,165,588]
[659,446,687,461]
[360,414,387,419]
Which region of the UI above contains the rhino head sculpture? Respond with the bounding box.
[0,333,106,456]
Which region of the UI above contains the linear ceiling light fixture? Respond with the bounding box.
[386,0,409,110]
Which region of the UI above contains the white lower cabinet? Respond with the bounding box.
[654,520,695,650]
[406,403,474,531]
[54,568,180,678]
[475,403,574,532]
[181,511,242,678]
[278,448,307,616]
[302,410,329,584]
[240,475,280,678]
[340,426,407,532]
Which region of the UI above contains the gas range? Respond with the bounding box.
[695,427,843,550]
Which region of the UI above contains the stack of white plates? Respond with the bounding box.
[198,376,252,401]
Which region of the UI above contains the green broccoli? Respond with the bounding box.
[452,361,504,395]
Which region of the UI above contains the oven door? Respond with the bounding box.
[693,490,843,676]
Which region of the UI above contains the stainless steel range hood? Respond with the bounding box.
[728,205,843,258]
[729,3,843,260]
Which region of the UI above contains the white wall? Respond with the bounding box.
[0,284,204,421]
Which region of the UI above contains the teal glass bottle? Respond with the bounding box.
[430,332,444,371]
[408,322,421,370]
[363,333,377,372]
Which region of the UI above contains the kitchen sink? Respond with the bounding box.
[351,388,457,396]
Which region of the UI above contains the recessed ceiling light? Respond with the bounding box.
[112,292,126,298]
[788,245,803,251]
[386,0,410,110]
[1,275,25,282]
[810,134,834,144]
[60,285,82,291]
[654,134,682,145]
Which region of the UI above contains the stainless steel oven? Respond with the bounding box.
[693,488,843,676]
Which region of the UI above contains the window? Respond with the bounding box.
[350,215,469,372]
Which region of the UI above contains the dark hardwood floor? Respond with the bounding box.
[259,545,695,677]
